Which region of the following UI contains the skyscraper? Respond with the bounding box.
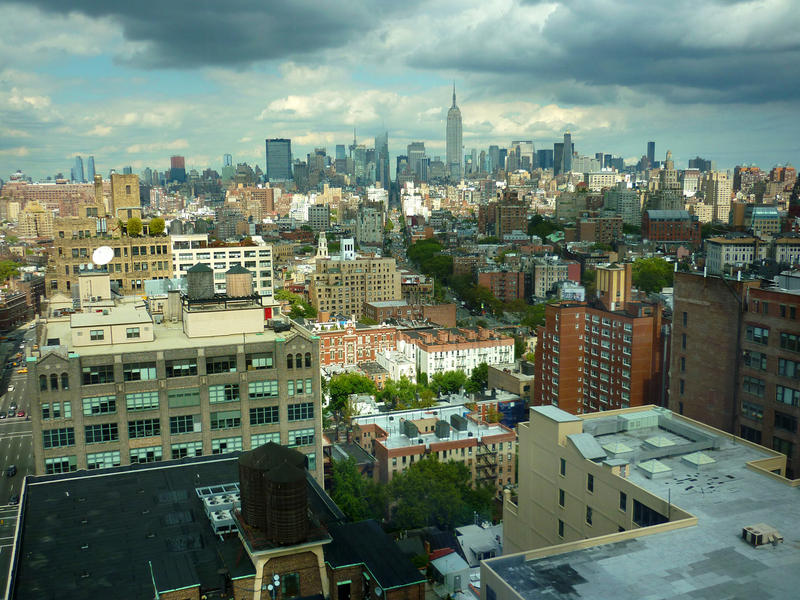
[445,85,462,181]
[73,156,84,183]
[169,156,186,182]
[265,138,292,181]
[86,156,95,181]
[374,132,390,190]
[407,142,426,180]
[488,145,500,174]
[562,132,572,173]
[335,144,346,160]
[647,141,655,168]
[223,153,232,167]
[553,143,564,176]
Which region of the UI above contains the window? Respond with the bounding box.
[211,437,243,454]
[774,411,798,433]
[42,428,75,449]
[123,362,157,381]
[619,491,627,511]
[740,425,762,444]
[744,351,768,371]
[742,376,765,398]
[82,395,116,416]
[170,415,199,435]
[171,441,203,459]
[288,428,315,447]
[39,375,47,391]
[773,436,794,458]
[126,327,140,339]
[287,354,294,369]
[679,379,685,395]
[780,332,800,353]
[681,333,686,350]
[168,388,200,408]
[306,453,316,471]
[779,358,800,379]
[304,352,312,368]
[206,355,237,374]
[250,406,279,425]
[126,391,159,411]
[252,432,281,447]
[128,418,161,438]
[288,380,294,396]
[558,489,565,507]
[210,410,241,430]
[130,446,162,464]
[85,423,118,444]
[559,458,566,476]
[281,573,300,599]
[585,506,593,525]
[165,358,197,378]
[745,326,769,345]
[682,311,687,326]
[87,451,120,470]
[61,373,69,390]
[776,385,800,407]
[209,384,240,403]
[82,364,114,385]
[587,473,594,492]
[246,352,274,370]
[741,401,763,420]
[90,329,104,341]
[50,373,58,391]
[249,380,278,399]
[633,500,668,527]
[45,456,77,474]
[558,519,564,538]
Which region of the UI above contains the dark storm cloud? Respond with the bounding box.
[1,0,395,68]
[410,0,800,104]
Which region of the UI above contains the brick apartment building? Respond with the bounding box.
[531,257,581,298]
[668,270,800,477]
[397,326,514,376]
[477,270,528,303]
[577,214,623,246]
[363,300,457,327]
[534,263,667,414]
[642,209,701,247]
[296,318,397,368]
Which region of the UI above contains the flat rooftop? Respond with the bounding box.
[487,408,800,599]
[352,404,512,450]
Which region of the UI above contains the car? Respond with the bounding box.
[7,385,13,392]
[8,494,19,505]
[6,465,16,477]
[16,368,27,374]
[7,410,14,418]
[9,403,17,411]
[18,344,23,349]
[16,410,24,418]
[0,413,6,420]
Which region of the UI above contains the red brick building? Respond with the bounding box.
[642,209,701,247]
[577,215,623,246]
[301,320,397,367]
[477,270,527,303]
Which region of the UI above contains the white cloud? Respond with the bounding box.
[126,139,189,154]
[87,125,113,137]
[0,146,30,157]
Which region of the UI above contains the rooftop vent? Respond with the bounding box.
[742,524,784,547]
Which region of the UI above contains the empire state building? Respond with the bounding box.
[446,85,462,181]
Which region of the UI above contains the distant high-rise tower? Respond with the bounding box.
[223,153,232,167]
[265,139,292,181]
[553,143,564,176]
[488,145,500,174]
[86,156,95,181]
[170,156,186,182]
[335,144,346,160]
[73,156,85,183]
[446,85,463,181]
[375,132,390,190]
[562,132,572,173]
[407,142,426,181]
[647,141,655,169]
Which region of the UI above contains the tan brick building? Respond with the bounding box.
[17,201,54,239]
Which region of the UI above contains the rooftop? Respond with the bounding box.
[487,407,800,600]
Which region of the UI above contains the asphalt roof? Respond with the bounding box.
[325,520,426,590]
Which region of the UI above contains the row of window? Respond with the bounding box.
[740,402,797,432]
[746,327,800,352]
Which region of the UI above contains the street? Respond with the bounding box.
[0,322,35,594]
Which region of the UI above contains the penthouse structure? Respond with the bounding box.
[484,404,798,600]
[27,268,323,481]
[171,233,275,300]
[396,327,514,376]
[534,263,667,414]
[352,404,516,492]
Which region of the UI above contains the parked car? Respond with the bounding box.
[8,494,19,505]
[6,465,16,477]
[16,410,24,418]
[7,385,14,392]
[7,410,14,418]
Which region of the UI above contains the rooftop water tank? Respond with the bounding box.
[186,263,214,300]
[225,264,253,297]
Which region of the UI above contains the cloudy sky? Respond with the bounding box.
[1,0,798,180]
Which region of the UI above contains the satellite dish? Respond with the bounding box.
[92,246,114,266]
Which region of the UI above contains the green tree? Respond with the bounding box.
[0,260,20,282]
[389,456,494,530]
[632,257,674,294]
[327,373,376,415]
[377,376,434,410]
[148,217,165,236]
[429,370,468,396]
[513,335,526,360]
[330,457,387,522]
[582,269,597,299]
[465,362,489,394]
[527,215,562,239]
[384,219,394,232]
[358,316,379,326]
[127,216,143,236]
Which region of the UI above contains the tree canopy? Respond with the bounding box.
[0,260,20,282]
[148,217,165,236]
[429,370,468,396]
[376,376,435,410]
[327,373,377,415]
[126,216,143,236]
[527,215,562,239]
[330,457,386,522]
[275,289,317,319]
[465,362,489,394]
[632,257,674,294]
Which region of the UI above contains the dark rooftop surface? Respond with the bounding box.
[331,442,376,465]
[11,453,344,600]
[325,520,426,590]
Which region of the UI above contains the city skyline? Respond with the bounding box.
[1,0,798,179]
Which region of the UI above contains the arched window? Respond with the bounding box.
[39,375,47,391]
[287,354,293,369]
[61,373,70,390]
[295,354,302,369]
[50,373,59,391]
[304,352,311,368]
